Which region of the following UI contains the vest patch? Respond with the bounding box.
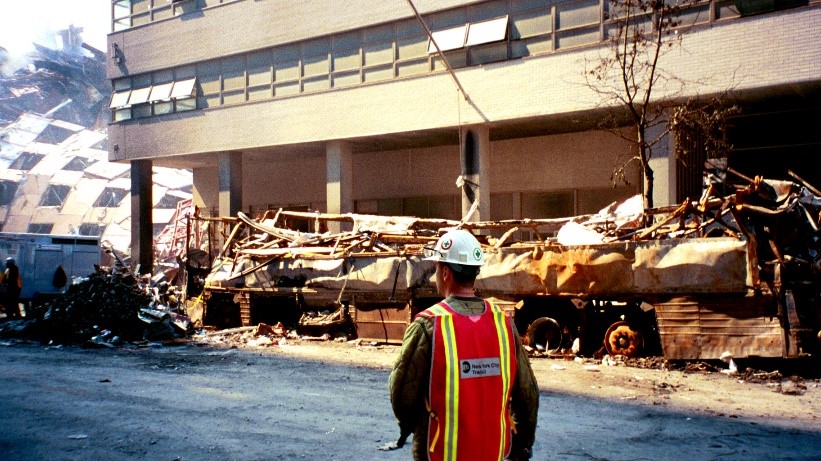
[460,357,501,379]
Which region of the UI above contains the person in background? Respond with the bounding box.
[1,257,22,319]
[388,229,539,460]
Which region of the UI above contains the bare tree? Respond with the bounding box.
[586,0,735,209]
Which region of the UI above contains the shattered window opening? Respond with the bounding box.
[0,180,19,206]
[9,152,45,171]
[62,157,97,172]
[27,223,54,234]
[93,187,128,208]
[41,184,72,208]
[156,193,183,209]
[78,223,104,236]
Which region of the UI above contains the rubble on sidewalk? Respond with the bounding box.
[0,264,193,346]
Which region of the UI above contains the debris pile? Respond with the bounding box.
[0,265,193,345]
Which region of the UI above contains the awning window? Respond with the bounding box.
[149,82,174,101]
[466,16,509,47]
[128,87,152,105]
[170,78,197,99]
[428,25,468,53]
[109,90,132,108]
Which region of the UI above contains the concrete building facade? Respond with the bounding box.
[105,0,821,270]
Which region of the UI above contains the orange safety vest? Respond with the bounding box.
[417,300,517,461]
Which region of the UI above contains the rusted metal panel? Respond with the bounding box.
[476,237,754,298]
[351,303,411,344]
[654,296,785,359]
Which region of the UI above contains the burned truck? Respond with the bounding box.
[191,175,820,361]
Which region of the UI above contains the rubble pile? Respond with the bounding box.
[0,265,193,345]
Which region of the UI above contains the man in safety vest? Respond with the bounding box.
[388,229,538,460]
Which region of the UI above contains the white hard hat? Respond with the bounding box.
[423,229,484,266]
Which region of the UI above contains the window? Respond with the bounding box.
[78,223,104,236]
[93,187,128,208]
[41,184,71,207]
[27,223,54,234]
[156,193,183,209]
[465,16,509,47]
[62,157,96,171]
[10,152,44,171]
[0,180,18,206]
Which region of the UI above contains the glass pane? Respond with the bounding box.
[468,0,507,22]
[466,16,508,47]
[248,50,272,68]
[716,0,741,19]
[248,65,272,86]
[222,70,245,90]
[198,74,220,94]
[132,103,152,119]
[395,18,424,38]
[433,51,466,70]
[397,36,428,60]
[132,12,150,26]
[332,70,361,88]
[153,69,174,84]
[556,25,600,49]
[154,101,173,115]
[153,5,173,21]
[468,42,508,65]
[114,108,132,122]
[510,35,552,57]
[427,8,467,29]
[332,31,361,50]
[429,25,467,53]
[110,91,132,108]
[301,37,329,56]
[509,0,548,13]
[113,78,131,91]
[128,87,152,104]
[175,65,196,80]
[132,0,149,14]
[176,97,197,111]
[222,89,245,105]
[302,75,329,92]
[364,42,394,66]
[511,9,552,39]
[171,78,197,98]
[132,74,152,87]
[113,0,131,19]
[332,48,361,71]
[274,59,300,81]
[303,54,329,77]
[149,82,174,101]
[364,24,394,43]
[363,63,394,82]
[274,81,300,97]
[521,191,575,218]
[247,85,272,101]
[557,0,601,30]
[114,18,131,31]
[678,4,711,26]
[396,58,429,77]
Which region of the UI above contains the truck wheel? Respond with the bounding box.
[526,317,563,353]
[603,321,643,357]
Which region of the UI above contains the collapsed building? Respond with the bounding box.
[0,26,193,267]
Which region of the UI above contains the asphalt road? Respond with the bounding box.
[0,342,818,461]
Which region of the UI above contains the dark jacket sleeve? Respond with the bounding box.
[509,326,539,459]
[388,318,432,437]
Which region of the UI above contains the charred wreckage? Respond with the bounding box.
[190,171,821,362]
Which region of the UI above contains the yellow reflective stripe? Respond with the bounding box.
[439,313,459,461]
[491,302,512,459]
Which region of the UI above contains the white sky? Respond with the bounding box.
[0,0,110,58]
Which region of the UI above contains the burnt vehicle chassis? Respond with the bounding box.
[190,175,820,360]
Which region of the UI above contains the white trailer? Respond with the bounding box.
[0,232,101,301]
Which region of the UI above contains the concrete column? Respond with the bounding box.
[460,125,490,223]
[218,151,243,217]
[326,141,353,233]
[647,112,676,208]
[130,159,153,274]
